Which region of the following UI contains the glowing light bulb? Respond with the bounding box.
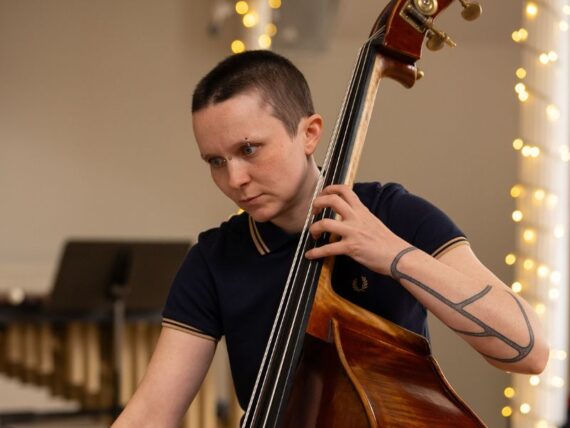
[522,145,532,157]
[504,386,516,398]
[530,375,541,386]
[537,265,550,277]
[258,34,272,49]
[512,138,524,150]
[552,377,565,388]
[530,146,540,157]
[512,282,523,293]
[268,0,282,8]
[534,189,546,201]
[547,104,560,122]
[522,145,537,157]
[512,28,528,42]
[549,288,560,300]
[235,1,249,15]
[535,303,546,314]
[523,228,537,243]
[515,83,526,93]
[523,258,535,270]
[546,194,559,207]
[231,39,246,53]
[548,51,559,62]
[540,53,550,64]
[512,210,523,222]
[243,12,259,28]
[536,421,549,428]
[554,226,565,238]
[265,23,277,36]
[516,67,527,79]
[510,185,523,198]
[518,91,529,102]
[550,271,562,284]
[502,406,513,417]
[564,4,570,15]
[505,254,517,265]
[526,2,538,17]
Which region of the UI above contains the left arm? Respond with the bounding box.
[305,184,549,374]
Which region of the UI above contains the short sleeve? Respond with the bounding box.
[386,186,468,257]
[162,243,223,341]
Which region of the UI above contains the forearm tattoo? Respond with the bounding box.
[390,247,534,364]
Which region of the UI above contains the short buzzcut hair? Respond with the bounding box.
[192,50,315,137]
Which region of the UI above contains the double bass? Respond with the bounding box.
[242,1,487,426]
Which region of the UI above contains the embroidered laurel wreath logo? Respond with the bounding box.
[352,275,369,293]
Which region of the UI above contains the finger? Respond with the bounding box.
[305,240,347,259]
[322,184,361,206]
[309,218,350,239]
[312,194,352,219]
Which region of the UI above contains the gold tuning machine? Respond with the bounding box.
[424,18,457,51]
[459,0,482,21]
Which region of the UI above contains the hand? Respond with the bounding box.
[304,184,410,276]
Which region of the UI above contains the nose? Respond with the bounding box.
[226,159,251,189]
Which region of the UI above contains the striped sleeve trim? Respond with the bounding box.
[431,237,470,259]
[162,318,218,342]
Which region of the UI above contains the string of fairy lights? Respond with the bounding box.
[230,0,281,53]
[503,1,569,426]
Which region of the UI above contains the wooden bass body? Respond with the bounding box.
[283,258,487,427]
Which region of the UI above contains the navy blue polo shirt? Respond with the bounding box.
[162,182,468,409]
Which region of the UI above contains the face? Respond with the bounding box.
[192,92,322,232]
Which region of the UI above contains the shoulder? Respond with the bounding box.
[354,181,445,220]
[353,181,417,217]
[193,212,250,260]
[354,181,466,254]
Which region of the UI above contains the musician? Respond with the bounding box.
[113,50,548,427]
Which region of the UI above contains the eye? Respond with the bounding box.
[206,157,226,169]
[241,143,259,157]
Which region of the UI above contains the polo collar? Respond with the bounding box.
[248,215,300,256]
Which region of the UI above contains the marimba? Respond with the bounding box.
[0,240,243,427]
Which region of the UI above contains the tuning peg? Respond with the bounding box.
[416,68,425,80]
[459,0,482,21]
[425,28,456,51]
[423,18,456,51]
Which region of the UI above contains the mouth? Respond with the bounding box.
[240,194,262,204]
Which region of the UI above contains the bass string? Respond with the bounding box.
[258,43,375,424]
[242,37,376,427]
[246,38,376,427]
[260,41,378,425]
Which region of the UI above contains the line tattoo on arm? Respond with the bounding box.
[390,247,534,363]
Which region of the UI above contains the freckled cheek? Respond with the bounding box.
[210,171,231,195]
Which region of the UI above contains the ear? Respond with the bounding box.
[299,114,323,156]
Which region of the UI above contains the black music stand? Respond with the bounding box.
[45,240,188,314]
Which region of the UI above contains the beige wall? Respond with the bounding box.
[0,0,519,425]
